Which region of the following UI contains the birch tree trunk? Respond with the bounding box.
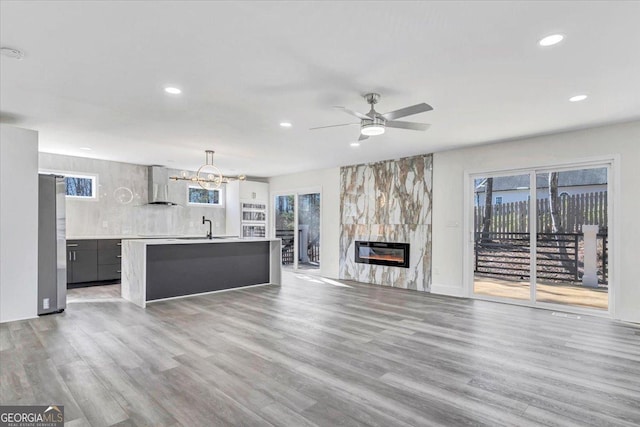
[548,172,572,274]
[549,172,563,233]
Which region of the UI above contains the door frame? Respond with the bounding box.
[463,155,619,318]
[271,186,323,274]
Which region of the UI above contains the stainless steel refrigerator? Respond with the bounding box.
[38,174,66,315]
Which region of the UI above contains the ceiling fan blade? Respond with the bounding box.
[309,123,358,130]
[358,133,369,141]
[382,103,433,121]
[334,106,370,120]
[386,121,431,131]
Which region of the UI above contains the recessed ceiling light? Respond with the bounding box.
[0,47,24,60]
[350,142,360,147]
[79,147,92,151]
[538,34,564,47]
[164,87,182,95]
[280,122,292,128]
[569,94,588,102]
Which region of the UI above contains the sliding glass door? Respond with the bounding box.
[297,193,320,271]
[274,191,321,272]
[471,164,610,312]
[274,194,295,269]
[473,173,531,301]
[534,167,609,309]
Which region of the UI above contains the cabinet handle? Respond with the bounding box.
[116,255,122,258]
[116,243,122,246]
[67,243,78,247]
[116,270,121,273]
[68,252,72,261]
[73,251,76,261]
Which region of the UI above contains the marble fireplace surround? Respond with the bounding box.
[339,154,433,291]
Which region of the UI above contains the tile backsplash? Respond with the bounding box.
[39,153,226,237]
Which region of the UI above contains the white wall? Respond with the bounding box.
[1,125,39,322]
[432,120,640,323]
[269,168,341,278]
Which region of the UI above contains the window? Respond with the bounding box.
[188,186,222,206]
[495,196,503,205]
[38,169,99,201]
[40,170,98,199]
[65,175,96,198]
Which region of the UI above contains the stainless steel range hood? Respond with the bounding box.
[147,166,178,206]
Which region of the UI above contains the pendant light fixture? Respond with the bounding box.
[169,150,246,190]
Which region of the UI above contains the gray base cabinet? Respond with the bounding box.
[97,239,122,281]
[67,239,121,284]
[71,248,98,283]
[67,240,98,283]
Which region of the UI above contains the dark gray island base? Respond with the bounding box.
[147,241,270,301]
[121,238,282,307]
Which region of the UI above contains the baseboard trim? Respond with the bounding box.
[0,313,38,324]
[430,283,467,298]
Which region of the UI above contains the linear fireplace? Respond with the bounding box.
[355,241,410,268]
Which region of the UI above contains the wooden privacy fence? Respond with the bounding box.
[474,191,608,234]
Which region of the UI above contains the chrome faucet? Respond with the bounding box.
[202,216,212,239]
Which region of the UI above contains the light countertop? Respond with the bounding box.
[67,235,235,240]
[125,237,279,245]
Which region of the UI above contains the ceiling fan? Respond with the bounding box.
[310,93,433,141]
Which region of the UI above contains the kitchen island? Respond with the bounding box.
[121,238,281,307]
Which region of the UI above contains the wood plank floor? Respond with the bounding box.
[67,284,122,303]
[1,271,639,426]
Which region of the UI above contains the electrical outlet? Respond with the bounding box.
[43,298,50,310]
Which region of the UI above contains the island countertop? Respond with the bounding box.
[66,234,238,240]
[125,237,276,245]
[121,238,281,307]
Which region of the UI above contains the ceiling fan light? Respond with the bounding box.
[361,124,385,136]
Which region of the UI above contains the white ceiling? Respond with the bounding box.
[1,1,639,177]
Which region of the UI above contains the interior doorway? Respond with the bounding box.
[470,163,611,313]
[274,191,321,272]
